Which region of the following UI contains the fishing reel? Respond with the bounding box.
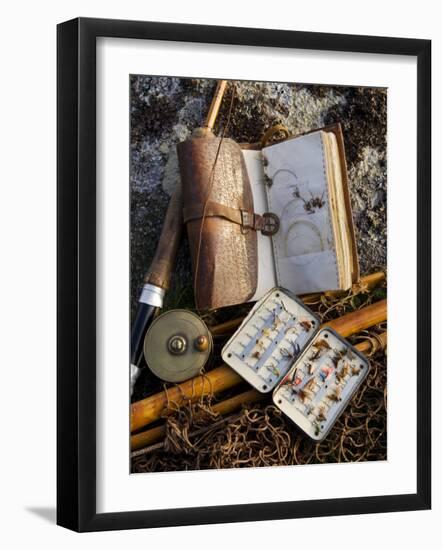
[143,309,212,383]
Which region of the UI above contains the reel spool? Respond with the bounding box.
[143,309,212,383]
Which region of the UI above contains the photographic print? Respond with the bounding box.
[129,76,388,473]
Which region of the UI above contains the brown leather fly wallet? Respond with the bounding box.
[177,135,259,310]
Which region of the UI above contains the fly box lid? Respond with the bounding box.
[221,288,320,393]
[272,327,370,441]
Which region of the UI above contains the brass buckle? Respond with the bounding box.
[261,212,280,236]
[240,210,279,236]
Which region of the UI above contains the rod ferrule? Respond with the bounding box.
[139,283,165,308]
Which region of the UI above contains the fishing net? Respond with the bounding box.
[132,274,387,473]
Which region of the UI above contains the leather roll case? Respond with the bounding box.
[177,134,259,310]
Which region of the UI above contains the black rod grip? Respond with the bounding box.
[130,302,157,367]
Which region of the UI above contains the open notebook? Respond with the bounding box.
[243,127,359,298]
[177,123,359,310]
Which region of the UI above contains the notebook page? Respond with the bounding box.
[241,149,277,300]
[262,131,340,294]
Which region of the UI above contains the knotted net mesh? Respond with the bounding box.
[132,276,387,472]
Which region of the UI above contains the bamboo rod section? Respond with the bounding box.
[131,424,166,451]
[131,366,242,433]
[355,331,387,355]
[303,271,386,303]
[326,299,386,337]
[131,298,387,433]
[204,80,228,131]
[131,331,387,451]
[209,316,243,337]
[131,388,264,451]
[210,271,386,336]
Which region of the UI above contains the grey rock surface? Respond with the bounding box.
[130,76,387,314]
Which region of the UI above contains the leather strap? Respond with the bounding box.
[183,200,279,235]
[184,201,261,228]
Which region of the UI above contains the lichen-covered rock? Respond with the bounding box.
[130,77,387,314]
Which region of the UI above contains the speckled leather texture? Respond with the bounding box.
[177,135,257,310]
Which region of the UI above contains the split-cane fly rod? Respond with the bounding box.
[130,185,183,395]
[130,80,229,395]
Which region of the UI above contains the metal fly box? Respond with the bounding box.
[272,327,370,441]
[221,288,320,393]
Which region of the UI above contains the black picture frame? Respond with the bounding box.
[57,17,431,532]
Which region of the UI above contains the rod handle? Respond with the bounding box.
[144,184,183,289]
